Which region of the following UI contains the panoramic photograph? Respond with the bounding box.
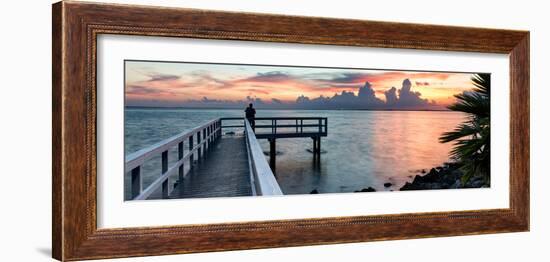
[124,60,490,201]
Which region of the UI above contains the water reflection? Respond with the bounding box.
[124,108,465,197]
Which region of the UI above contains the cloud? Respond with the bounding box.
[324,72,370,83]
[239,71,295,83]
[246,95,264,104]
[358,82,384,105]
[271,98,283,104]
[305,71,451,94]
[190,71,234,89]
[384,87,398,106]
[245,88,271,95]
[396,79,431,108]
[147,73,180,82]
[296,95,310,104]
[127,85,170,95]
[201,97,222,103]
[293,82,384,109]
[288,79,439,110]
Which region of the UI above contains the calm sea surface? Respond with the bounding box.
[124,108,465,199]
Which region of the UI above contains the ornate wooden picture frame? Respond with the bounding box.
[52,1,529,261]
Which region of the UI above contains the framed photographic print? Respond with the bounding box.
[52,1,529,261]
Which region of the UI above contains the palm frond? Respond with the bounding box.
[440,73,491,185]
[471,73,490,96]
[439,123,479,143]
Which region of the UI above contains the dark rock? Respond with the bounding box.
[421,169,427,174]
[400,163,470,191]
[355,187,376,192]
[310,189,319,194]
[401,182,421,191]
[384,182,392,188]
[421,168,440,183]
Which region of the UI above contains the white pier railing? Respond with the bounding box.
[125,119,221,200]
[125,117,284,200]
[243,119,283,196]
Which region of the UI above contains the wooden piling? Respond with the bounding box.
[269,138,276,170]
[314,137,318,164]
[317,136,321,155]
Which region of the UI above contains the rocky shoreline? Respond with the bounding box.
[348,162,488,194]
[309,162,488,194]
[400,162,488,191]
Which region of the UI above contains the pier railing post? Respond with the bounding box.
[189,135,194,168]
[204,126,210,150]
[197,131,202,160]
[178,141,184,183]
[130,166,141,199]
[203,128,207,153]
[161,150,168,198]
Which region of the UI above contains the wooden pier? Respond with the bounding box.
[168,136,251,199]
[125,117,327,200]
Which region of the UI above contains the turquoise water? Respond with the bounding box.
[124,108,465,199]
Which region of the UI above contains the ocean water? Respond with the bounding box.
[124,108,465,199]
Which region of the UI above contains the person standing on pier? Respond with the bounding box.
[245,103,256,131]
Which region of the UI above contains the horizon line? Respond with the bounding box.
[124,105,454,112]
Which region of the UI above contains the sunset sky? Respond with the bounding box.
[125,60,478,110]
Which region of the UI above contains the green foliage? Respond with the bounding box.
[439,73,490,186]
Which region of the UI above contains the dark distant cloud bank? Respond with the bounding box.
[292,79,438,110]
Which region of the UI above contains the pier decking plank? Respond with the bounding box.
[168,136,252,199]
